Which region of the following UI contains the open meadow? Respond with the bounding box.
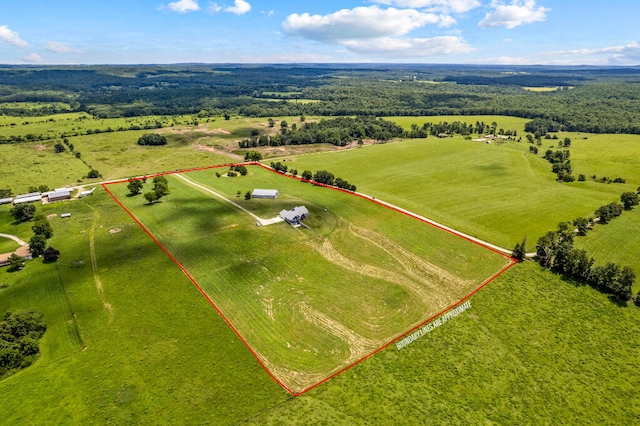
[108,165,510,393]
[284,135,631,251]
[1,112,639,423]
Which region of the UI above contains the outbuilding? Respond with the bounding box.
[13,195,42,205]
[252,189,279,199]
[45,189,72,202]
[0,198,13,205]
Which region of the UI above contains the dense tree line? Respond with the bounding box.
[5,65,640,134]
[0,310,47,379]
[535,222,636,302]
[239,116,403,148]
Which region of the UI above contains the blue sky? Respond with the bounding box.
[1,0,639,65]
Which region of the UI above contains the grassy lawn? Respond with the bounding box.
[0,141,91,192]
[575,207,640,292]
[285,137,627,251]
[0,191,288,424]
[247,261,640,424]
[385,115,531,133]
[108,165,509,393]
[0,236,20,253]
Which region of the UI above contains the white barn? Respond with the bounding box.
[252,189,279,199]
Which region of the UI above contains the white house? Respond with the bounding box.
[279,206,309,225]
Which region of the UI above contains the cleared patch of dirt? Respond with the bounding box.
[192,142,243,160]
[33,144,47,151]
[109,228,121,234]
[47,214,57,219]
[163,124,231,135]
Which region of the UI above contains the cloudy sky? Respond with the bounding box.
[1,0,639,65]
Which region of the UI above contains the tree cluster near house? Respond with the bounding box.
[29,216,55,258]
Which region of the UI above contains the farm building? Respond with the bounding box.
[13,195,42,205]
[45,188,72,202]
[252,189,279,199]
[79,187,96,197]
[279,206,309,225]
[0,198,13,205]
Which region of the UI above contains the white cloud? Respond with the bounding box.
[0,25,28,47]
[22,53,42,63]
[166,0,200,13]
[46,41,82,53]
[283,6,450,43]
[546,41,640,65]
[343,35,474,56]
[479,0,549,29]
[373,0,481,14]
[208,3,222,13]
[224,0,251,15]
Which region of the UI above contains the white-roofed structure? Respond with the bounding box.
[279,206,309,226]
[79,187,97,197]
[0,198,13,205]
[13,195,42,205]
[252,189,279,199]
[15,192,41,200]
[45,188,72,202]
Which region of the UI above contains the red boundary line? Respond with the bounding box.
[104,163,517,397]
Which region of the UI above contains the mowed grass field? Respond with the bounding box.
[285,137,628,251]
[108,165,510,393]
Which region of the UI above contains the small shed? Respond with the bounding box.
[61,213,71,218]
[279,206,309,225]
[0,198,13,205]
[252,189,279,199]
[80,187,96,197]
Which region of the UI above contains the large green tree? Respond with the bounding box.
[29,234,47,257]
[10,204,36,223]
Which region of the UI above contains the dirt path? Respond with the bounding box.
[173,173,284,226]
[87,205,113,319]
[0,233,28,246]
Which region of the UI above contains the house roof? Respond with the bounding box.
[0,198,13,205]
[279,206,309,222]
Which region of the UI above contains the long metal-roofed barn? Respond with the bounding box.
[45,188,72,202]
[252,189,279,199]
[13,192,42,205]
[279,206,309,226]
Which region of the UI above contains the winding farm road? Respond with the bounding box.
[0,233,28,247]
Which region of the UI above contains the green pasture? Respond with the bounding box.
[109,166,508,392]
[0,236,19,253]
[248,262,640,424]
[0,190,287,424]
[0,141,90,192]
[286,137,629,250]
[385,115,530,133]
[575,207,640,292]
[568,132,640,184]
